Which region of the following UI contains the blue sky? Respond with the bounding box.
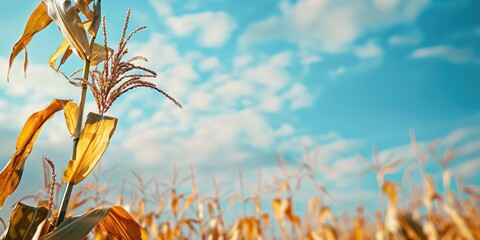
[0,0,479,218]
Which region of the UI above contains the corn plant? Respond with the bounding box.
[0,0,179,239]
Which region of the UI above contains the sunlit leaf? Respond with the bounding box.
[49,40,71,70]
[63,113,117,184]
[0,202,50,240]
[8,2,52,79]
[0,99,71,208]
[63,101,78,137]
[96,206,148,240]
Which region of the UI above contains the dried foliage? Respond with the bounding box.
[17,133,475,240]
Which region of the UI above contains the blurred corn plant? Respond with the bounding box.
[1,0,179,239]
[48,132,475,240]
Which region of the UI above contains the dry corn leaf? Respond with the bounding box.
[382,181,399,205]
[398,213,427,240]
[323,226,338,240]
[43,0,90,61]
[63,101,78,137]
[49,23,109,70]
[182,192,197,216]
[49,40,70,70]
[320,206,336,223]
[8,2,52,79]
[89,44,112,66]
[0,99,71,208]
[88,0,101,36]
[0,202,50,240]
[75,0,95,20]
[383,181,400,234]
[442,203,475,240]
[63,113,117,184]
[96,206,148,240]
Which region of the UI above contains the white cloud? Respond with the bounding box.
[114,34,318,170]
[234,55,254,69]
[329,66,346,79]
[410,45,480,63]
[0,59,78,101]
[166,11,237,47]
[374,0,399,11]
[300,53,322,66]
[388,31,422,45]
[150,0,172,17]
[444,127,480,146]
[452,157,480,178]
[275,124,295,137]
[355,41,383,59]
[199,57,221,72]
[240,0,429,53]
[459,140,480,156]
[283,83,315,110]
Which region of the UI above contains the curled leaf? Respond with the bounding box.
[96,206,148,240]
[43,0,90,60]
[0,99,71,208]
[8,2,52,79]
[90,43,112,66]
[49,40,71,70]
[74,0,95,20]
[88,0,101,37]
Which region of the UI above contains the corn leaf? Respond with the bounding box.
[75,0,95,20]
[96,206,148,240]
[63,113,117,184]
[0,202,50,240]
[43,0,90,61]
[63,101,78,137]
[40,206,146,240]
[0,99,71,208]
[8,2,52,79]
[90,43,112,66]
[49,40,71,70]
[88,0,101,37]
[50,31,109,70]
[40,207,110,240]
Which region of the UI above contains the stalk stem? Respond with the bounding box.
[56,58,91,226]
